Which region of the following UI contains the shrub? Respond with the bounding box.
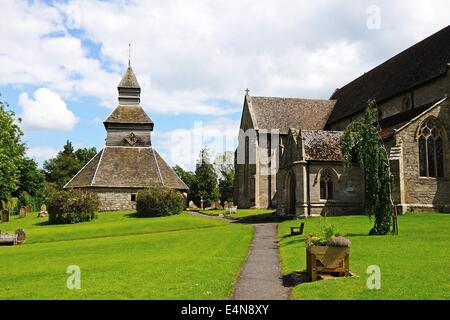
[47,189,100,224]
[136,188,184,217]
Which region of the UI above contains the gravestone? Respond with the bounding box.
[25,204,33,214]
[38,204,48,218]
[19,207,26,218]
[1,210,10,223]
[188,201,198,209]
[15,229,26,245]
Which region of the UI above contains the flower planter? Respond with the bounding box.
[306,246,350,281]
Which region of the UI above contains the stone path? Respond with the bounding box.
[231,223,290,300]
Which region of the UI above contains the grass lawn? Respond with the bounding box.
[0,211,252,300]
[279,213,450,300]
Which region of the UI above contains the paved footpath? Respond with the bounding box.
[231,223,290,300]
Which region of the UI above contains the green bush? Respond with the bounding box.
[136,188,184,217]
[47,189,100,224]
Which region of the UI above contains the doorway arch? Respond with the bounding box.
[286,171,296,215]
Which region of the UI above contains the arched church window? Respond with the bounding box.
[320,169,334,200]
[418,119,444,178]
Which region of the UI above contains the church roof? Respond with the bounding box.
[118,66,140,88]
[302,130,343,161]
[64,147,188,190]
[327,25,450,125]
[104,105,153,126]
[248,96,336,134]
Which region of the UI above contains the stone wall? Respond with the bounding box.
[85,187,141,211]
[307,163,364,216]
[276,161,363,216]
[234,100,279,209]
[391,102,450,212]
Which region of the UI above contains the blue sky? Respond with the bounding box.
[0,0,449,170]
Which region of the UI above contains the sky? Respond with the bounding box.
[0,0,449,170]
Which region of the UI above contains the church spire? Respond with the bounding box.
[118,64,141,105]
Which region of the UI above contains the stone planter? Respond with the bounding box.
[306,246,350,281]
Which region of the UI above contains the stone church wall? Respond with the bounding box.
[392,103,450,212]
[307,163,364,216]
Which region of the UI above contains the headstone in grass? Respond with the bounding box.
[37,204,48,218]
[25,204,33,214]
[188,201,198,209]
[1,210,9,222]
[15,229,26,245]
[19,207,26,218]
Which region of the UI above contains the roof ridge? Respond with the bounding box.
[151,147,165,186]
[91,148,105,186]
[63,150,102,189]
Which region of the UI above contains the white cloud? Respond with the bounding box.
[19,88,79,131]
[154,117,240,170]
[1,0,450,116]
[26,146,58,164]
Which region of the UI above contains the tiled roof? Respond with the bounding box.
[327,25,450,125]
[249,96,336,134]
[104,105,153,125]
[64,147,188,190]
[302,130,343,161]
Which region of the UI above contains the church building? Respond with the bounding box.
[64,64,188,211]
[235,25,450,216]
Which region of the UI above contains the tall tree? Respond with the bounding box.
[173,165,196,203]
[43,140,79,188]
[194,147,219,207]
[341,101,398,235]
[214,152,235,204]
[0,98,25,202]
[15,157,45,198]
[75,147,98,167]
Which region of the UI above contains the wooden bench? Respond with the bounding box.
[290,222,305,236]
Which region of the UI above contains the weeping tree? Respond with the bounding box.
[341,100,398,235]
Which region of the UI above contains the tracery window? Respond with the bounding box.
[418,119,444,178]
[320,169,334,200]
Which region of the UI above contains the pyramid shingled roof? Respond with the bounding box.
[118,66,140,88]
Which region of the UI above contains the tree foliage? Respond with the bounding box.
[0,99,26,203]
[193,147,219,207]
[43,141,97,188]
[341,101,397,235]
[214,152,235,204]
[173,165,196,203]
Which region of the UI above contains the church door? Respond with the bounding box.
[286,172,296,215]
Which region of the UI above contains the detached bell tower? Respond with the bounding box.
[64,61,188,212]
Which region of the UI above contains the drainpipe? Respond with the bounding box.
[306,162,311,216]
